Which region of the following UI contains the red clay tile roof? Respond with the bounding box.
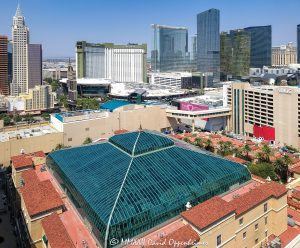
[288,197,300,210]
[145,225,200,248]
[230,182,287,216]
[42,213,75,248]
[251,174,267,183]
[20,179,63,217]
[290,163,300,174]
[11,151,45,169]
[114,129,129,134]
[181,197,235,231]
[292,191,300,201]
[224,155,247,164]
[11,154,33,169]
[181,182,287,230]
[22,169,39,187]
[279,226,300,247]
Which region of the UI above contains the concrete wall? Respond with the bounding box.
[61,105,177,147]
[0,132,63,167]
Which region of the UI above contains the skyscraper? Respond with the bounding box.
[11,4,29,96]
[220,30,250,79]
[197,8,220,85]
[28,44,42,89]
[0,36,9,95]
[297,25,300,64]
[151,24,188,72]
[191,34,197,70]
[8,41,12,86]
[244,25,271,68]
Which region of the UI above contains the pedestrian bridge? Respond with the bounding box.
[166,107,231,120]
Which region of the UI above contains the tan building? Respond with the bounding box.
[227,82,300,149]
[19,169,64,248]
[50,104,176,146]
[272,42,297,66]
[181,181,287,248]
[20,85,55,111]
[0,124,63,167]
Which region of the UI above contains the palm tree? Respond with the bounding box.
[195,138,203,148]
[274,157,289,183]
[232,147,242,158]
[242,144,251,158]
[52,144,70,151]
[261,144,273,162]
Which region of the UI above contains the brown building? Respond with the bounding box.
[0,35,9,95]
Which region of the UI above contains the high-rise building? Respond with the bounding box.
[11,4,29,96]
[197,8,220,85]
[151,24,188,72]
[8,41,13,86]
[0,36,9,95]
[220,30,250,79]
[76,42,147,83]
[190,34,197,70]
[28,44,42,89]
[244,25,272,68]
[272,42,297,66]
[297,25,300,64]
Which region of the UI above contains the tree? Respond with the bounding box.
[58,95,68,108]
[260,144,273,162]
[83,137,92,144]
[217,141,233,156]
[50,80,59,92]
[2,116,11,126]
[232,147,242,158]
[76,98,99,110]
[274,154,292,183]
[195,137,204,149]
[248,163,277,181]
[41,113,50,119]
[52,144,70,151]
[24,114,34,123]
[204,139,214,153]
[242,144,251,158]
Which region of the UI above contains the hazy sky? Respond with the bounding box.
[1,0,299,58]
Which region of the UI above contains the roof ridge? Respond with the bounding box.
[104,132,141,247]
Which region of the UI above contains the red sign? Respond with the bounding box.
[253,125,275,141]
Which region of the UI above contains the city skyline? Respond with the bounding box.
[0,0,300,58]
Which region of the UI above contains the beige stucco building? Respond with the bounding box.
[0,124,63,167]
[227,82,300,149]
[50,104,176,147]
[272,42,297,66]
[181,181,287,248]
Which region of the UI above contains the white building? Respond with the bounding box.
[148,72,191,88]
[272,42,297,66]
[76,42,147,83]
[11,4,29,96]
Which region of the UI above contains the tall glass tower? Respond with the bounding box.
[11,4,29,96]
[151,24,188,72]
[244,25,271,68]
[297,24,300,64]
[197,9,220,85]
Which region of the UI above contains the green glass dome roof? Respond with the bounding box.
[47,131,251,247]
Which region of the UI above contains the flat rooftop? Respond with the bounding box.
[0,125,59,142]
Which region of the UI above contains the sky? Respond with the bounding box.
[1,0,299,58]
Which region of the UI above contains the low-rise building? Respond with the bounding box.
[50,101,176,146]
[0,124,63,166]
[181,181,287,248]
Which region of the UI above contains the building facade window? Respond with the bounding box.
[255,238,258,244]
[255,223,258,231]
[239,218,243,225]
[217,235,222,246]
[265,216,268,225]
[264,203,268,212]
[243,232,246,239]
[68,138,72,142]
[265,231,268,238]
